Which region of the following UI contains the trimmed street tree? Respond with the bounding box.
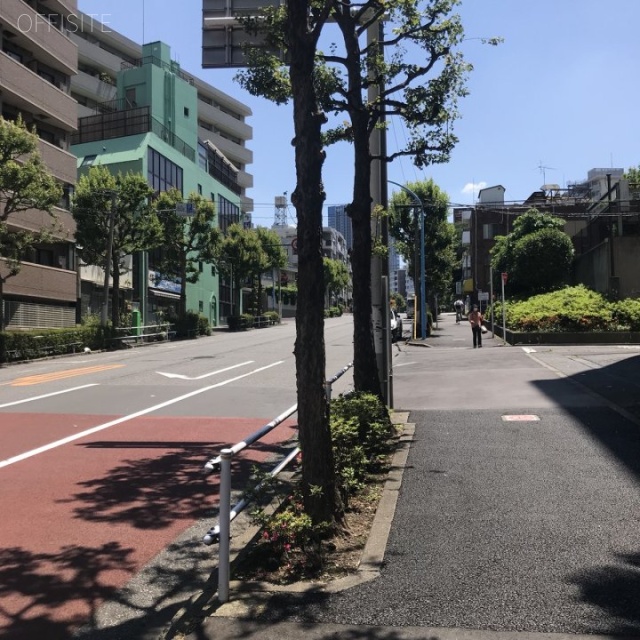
[389,179,457,313]
[73,166,162,327]
[490,209,575,296]
[238,0,490,398]
[255,226,288,314]
[323,257,350,308]
[0,115,62,332]
[153,189,221,318]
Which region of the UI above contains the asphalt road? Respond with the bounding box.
[0,317,355,640]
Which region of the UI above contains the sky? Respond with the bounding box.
[78,0,640,227]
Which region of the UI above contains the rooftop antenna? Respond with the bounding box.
[538,161,557,188]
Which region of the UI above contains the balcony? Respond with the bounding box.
[3,260,77,303]
[197,99,252,142]
[0,52,77,131]
[38,139,77,185]
[74,35,123,75]
[1,0,77,75]
[71,70,117,103]
[198,127,252,167]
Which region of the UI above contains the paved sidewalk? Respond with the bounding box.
[179,312,640,640]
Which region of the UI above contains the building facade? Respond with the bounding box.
[327,204,353,251]
[1,0,79,328]
[71,40,244,326]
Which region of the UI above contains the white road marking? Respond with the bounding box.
[156,360,254,380]
[0,360,284,470]
[0,384,99,408]
[394,362,418,368]
[522,347,537,353]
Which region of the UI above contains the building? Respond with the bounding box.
[459,172,640,304]
[71,40,245,325]
[0,0,79,328]
[327,204,353,251]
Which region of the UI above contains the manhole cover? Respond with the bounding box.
[502,414,540,422]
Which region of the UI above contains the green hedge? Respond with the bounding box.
[490,285,640,332]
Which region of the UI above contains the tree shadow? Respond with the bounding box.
[59,438,294,530]
[0,543,136,640]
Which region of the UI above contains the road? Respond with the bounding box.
[0,316,355,640]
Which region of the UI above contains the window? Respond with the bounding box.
[80,155,97,167]
[147,147,183,195]
[218,195,240,234]
[184,107,190,117]
[197,184,202,195]
[125,87,137,107]
[199,301,204,313]
[482,223,502,240]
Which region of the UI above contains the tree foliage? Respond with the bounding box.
[73,166,162,327]
[323,257,350,306]
[220,224,287,315]
[0,115,62,331]
[153,189,221,317]
[490,209,574,297]
[389,179,457,307]
[237,0,485,398]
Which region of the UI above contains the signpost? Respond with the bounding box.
[501,272,507,345]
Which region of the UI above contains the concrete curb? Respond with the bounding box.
[189,413,415,621]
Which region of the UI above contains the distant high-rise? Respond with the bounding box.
[327,204,353,251]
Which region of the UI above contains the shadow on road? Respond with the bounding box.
[532,353,640,632]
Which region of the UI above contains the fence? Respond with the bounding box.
[111,323,174,347]
[203,361,353,603]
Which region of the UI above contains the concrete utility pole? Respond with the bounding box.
[101,191,117,327]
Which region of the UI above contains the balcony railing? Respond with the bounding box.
[121,56,195,86]
[71,106,196,163]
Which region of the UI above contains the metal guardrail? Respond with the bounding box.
[203,361,354,603]
[111,323,174,347]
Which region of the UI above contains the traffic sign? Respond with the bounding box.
[501,272,508,285]
[176,202,195,217]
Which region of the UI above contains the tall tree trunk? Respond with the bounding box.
[0,278,5,365]
[288,0,342,529]
[111,267,121,328]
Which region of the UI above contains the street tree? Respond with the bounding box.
[220,225,287,315]
[0,115,62,332]
[389,179,457,315]
[238,0,490,398]
[238,1,343,529]
[255,226,288,314]
[323,257,350,308]
[153,189,221,318]
[73,166,162,327]
[490,209,574,296]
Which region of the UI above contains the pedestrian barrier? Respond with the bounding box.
[203,361,354,603]
[111,323,173,347]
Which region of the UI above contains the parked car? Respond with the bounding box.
[390,308,403,341]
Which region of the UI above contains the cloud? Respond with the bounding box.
[462,181,487,197]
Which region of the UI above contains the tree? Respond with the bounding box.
[255,226,288,314]
[73,166,162,327]
[389,179,457,317]
[0,115,62,332]
[238,0,487,398]
[220,225,287,316]
[490,209,574,296]
[153,189,221,318]
[323,257,350,307]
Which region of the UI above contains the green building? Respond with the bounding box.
[72,41,243,327]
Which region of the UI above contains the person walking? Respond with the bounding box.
[454,299,464,323]
[469,304,484,348]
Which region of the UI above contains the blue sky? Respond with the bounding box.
[79,1,640,227]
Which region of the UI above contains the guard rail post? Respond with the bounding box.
[218,448,232,603]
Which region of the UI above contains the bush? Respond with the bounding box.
[488,285,640,333]
[263,311,280,325]
[164,310,209,338]
[227,314,254,331]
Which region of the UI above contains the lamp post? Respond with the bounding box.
[388,181,426,340]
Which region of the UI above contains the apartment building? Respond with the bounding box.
[71,40,244,326]
[70,12,254,214]
[0,0,79,328]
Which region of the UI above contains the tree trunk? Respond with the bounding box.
[0,278,5,365]
[288,0,342,529]
[111,267,121,328]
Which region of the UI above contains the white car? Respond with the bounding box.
[390,309,403,341]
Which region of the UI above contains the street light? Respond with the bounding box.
[388,181,427,340]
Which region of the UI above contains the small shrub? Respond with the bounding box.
[228,313,254,331]
[613,298,640,331]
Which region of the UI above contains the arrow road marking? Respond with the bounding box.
[156,360,254,380]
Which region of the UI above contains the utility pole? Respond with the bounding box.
[101,191,117,326]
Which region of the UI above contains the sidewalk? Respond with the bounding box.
[181,312,640,639]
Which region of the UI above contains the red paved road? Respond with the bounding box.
[0,412,297,640]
